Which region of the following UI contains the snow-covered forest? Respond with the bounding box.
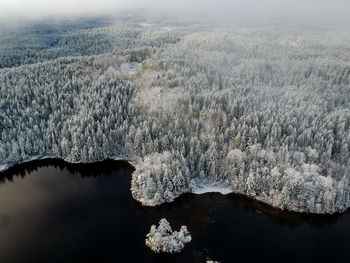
[1,17,350,214]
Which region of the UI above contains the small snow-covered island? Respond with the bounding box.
[1,15,350,216]
[145,218,191,253]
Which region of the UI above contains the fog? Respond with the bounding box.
[1,0,350,26]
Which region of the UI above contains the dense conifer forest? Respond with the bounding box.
[1,18,350,214]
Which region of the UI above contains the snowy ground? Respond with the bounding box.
[191,184,233,195]
[120,62,142,74]
[0,164,8,172]
[138,23,154,28]
[0,155,54,173]
[136,86,187,113]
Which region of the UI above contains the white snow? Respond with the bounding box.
[138,23,153,28]
[136,86,187,113]
[118,62,142,75]
[162,26,176,31]
[28,155,42,161]
[112,155,128,161]
[0,155,53,173]
[0,164,8,172]
[192,184,233,195]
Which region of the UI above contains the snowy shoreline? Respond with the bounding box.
[1,157,349,216]
[191,184,233,195]
[0,155,131,173]
[1,157,235,208]
[0,155,51,173]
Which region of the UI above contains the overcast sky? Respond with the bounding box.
[1,0,350,25]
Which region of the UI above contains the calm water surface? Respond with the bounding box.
[0,159,349,263]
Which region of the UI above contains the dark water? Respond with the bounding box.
[0,160,349,263]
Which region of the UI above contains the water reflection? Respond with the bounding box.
[0,158,134,180]
[0,159,349,263]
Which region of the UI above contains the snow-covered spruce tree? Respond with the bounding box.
[131,151,192,206]
[145,218,191,253]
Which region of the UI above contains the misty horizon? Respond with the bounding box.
[1,0,350,27]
